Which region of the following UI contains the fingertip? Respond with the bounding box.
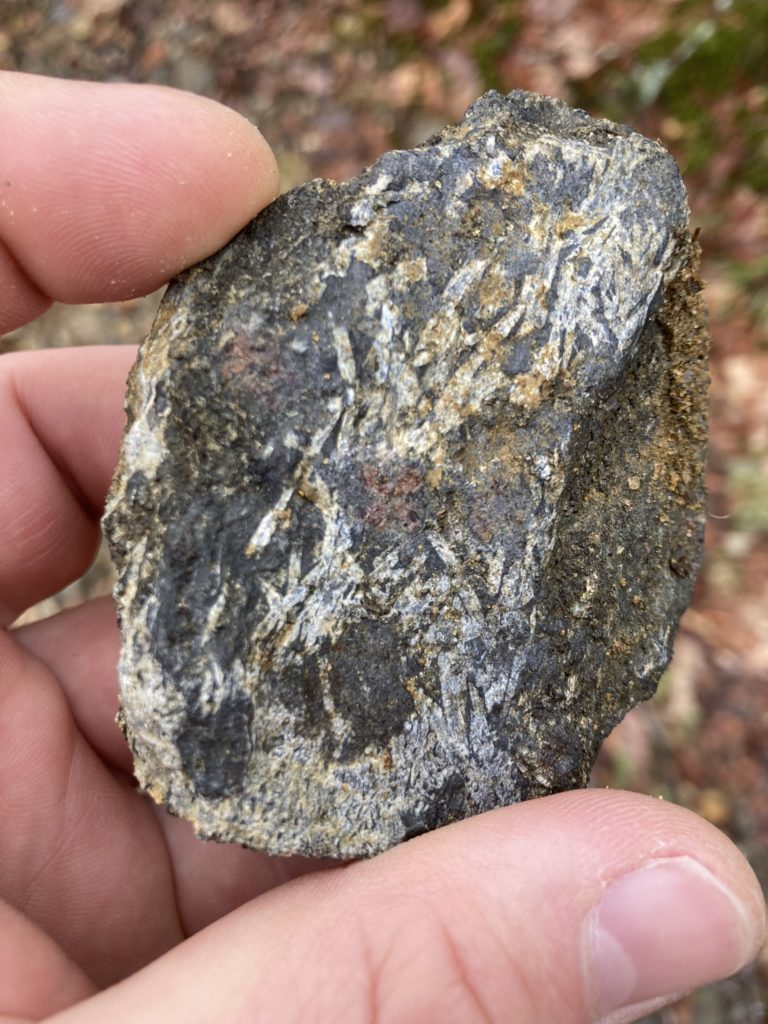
[0,73,280,306]
[541,789,766,941]
[222,106,280,215]
[589,853,764,1020]
[141,86,280,276]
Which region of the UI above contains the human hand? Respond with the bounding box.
[0,72,764,1024]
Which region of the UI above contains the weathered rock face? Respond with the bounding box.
[104,90,708,858]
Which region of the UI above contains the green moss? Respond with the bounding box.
[736,103,768,194]
[571,0,767,191]
[651,784,675,801]
[727,256,768,340]
[334,6,383,46]
[728,454,768,532]
[632,0,768,183]
[607,747,637,790]
[471,1,520,92]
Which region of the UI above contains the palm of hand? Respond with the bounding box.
[6,596,320,995]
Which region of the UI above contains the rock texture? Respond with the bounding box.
[104,90,708,858]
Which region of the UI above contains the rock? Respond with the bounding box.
[103,90,709,858]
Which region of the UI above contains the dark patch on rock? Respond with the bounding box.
[177,691,254,802]
[326,619,417,760]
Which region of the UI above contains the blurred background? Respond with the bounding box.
[1,1,766,1020]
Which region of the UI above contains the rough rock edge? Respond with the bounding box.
[104,90,709,858]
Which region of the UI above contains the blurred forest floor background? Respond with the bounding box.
[1,1,766,1020]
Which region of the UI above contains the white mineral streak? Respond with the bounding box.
[103,302,196,800]
[245,508,281,556]
[106,91,700,857]
[331,326,356,386]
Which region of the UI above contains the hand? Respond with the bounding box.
[0,72,764,1024]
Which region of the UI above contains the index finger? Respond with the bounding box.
[0,72,278,333]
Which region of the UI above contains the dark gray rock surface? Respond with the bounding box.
[104,90,709,858]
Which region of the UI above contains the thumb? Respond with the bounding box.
[46,790,765,1024]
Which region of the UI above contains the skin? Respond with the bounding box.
[0,72,764,1024]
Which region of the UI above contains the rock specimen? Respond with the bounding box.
[104,90,708,859]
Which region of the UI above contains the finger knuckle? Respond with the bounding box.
[355,897,504,1024]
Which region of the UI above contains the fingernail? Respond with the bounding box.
[590,856,757,1021]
